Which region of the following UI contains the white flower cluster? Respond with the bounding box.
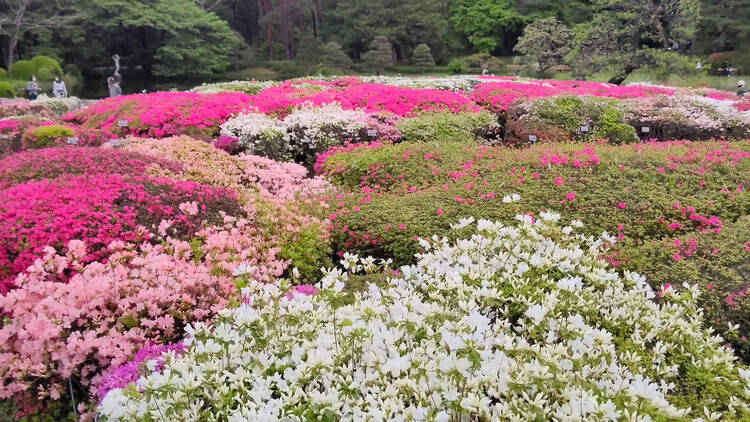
[221,103,376,163]
[98,215,750,421]
[191,80,279,95]
[359,75,490,93]
[624,94,748,133]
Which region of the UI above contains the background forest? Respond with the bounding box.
[1,0,749,96]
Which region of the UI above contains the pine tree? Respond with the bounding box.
[362,35,393,71]
[411,44,435,67]
[320,42,352,69]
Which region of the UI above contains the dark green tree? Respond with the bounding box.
[320,41,352,69]
[514,17,572,71]
[0,0,78,73]
[567,0,700,84]
[698,0,750,52]
[411,43,435,67]
[86,0,239,76]
[323,0,450,62]
[449,0,526,55]
[362,35,393,71]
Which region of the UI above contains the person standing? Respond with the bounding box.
[26,76,40,100]
[738,80,747,97]
[52,76,68,98]
[107,76,122,98]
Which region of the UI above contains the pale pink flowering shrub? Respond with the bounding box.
[0,208,295,416]
[0,174,244,292]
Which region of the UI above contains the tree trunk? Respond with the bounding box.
[608,63,640,85]
[6,34,18,76]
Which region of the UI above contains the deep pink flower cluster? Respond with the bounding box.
[0,147,183,189]
[0,174,241,293]
[470,80,677,112]
[63,92,255,140]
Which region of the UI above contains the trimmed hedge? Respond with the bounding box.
[0,82,14,98]
[396,110,500,144]
[10,61,35,81]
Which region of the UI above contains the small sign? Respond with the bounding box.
[117,120,129,127]
[528,135,538,142]
[580,125,589,133]
[109,139,122,147]
[641,126,650,133]
[367,129,378,137]
[66,137,79,145]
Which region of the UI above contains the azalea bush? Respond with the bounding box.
[63,92,254,140]
[318,140,750,350]
[0,147,183,189]
[623,95,750,141]
[0,211,293,418]
[506,95,637,145]
[621,215,750,359]
[0,97,84,120]
[221,103,400,167]
[0,174,244,292]
[396,110,500,144]
[98,216,750,421]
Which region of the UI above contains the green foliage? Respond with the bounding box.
[567,0,701,84]
[266,60,304,79]
[322,140,750,269]
[30,56,63,80]
[295,33,323,64]
[87,0,238,77]
[10,61,36,81]
[0,68,6,78]
[319,42,352,69]
[463,53,503,70]
[644,49,702,80]
[514,18,572,71]
[449,0,526,55]
[410,43,435,67]
[513,96,638,144]
[396,111,498,144]
[621,216,750,361]
[0,82,15,98]
[699,0,750,53]
[446,58,468,74]
[324,0,450,62]
[278,223,331,282]
[25,125,75,149]
[362,36,393,71]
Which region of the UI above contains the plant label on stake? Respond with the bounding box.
[641,127,650,133]
[109,139,122,147]
[117,120,129,128]
[367,130,378,137]
[66,137,79,145]
[580,125,589,133]
[528,135,538,143]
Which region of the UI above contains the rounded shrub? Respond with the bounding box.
[22,124,75,149]
[0,81,15,98]
[0,67,7,78]
[30,56,63,79]
[10,60,36,81]
[396,110,500,144]
[447,58,468,74]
